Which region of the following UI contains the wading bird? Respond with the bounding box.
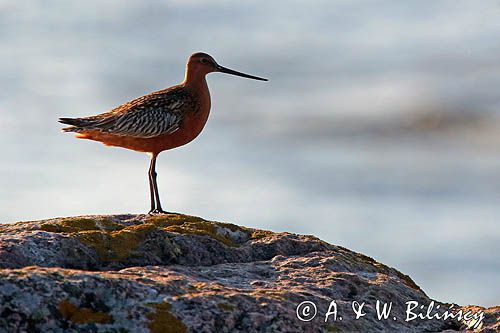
[59,52,267,214]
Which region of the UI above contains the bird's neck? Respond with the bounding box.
[183,65,206,84]
[183,70,209,95]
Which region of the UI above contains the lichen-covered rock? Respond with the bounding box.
[0,214,326,271]
[0,214,498,332]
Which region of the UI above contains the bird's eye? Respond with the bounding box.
[201,58,209,64]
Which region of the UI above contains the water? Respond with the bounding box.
[1,0,499,307]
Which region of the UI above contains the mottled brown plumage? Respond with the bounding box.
[60,52,267,214]
[61,86,196,140]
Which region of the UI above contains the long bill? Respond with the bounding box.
[216,65,268,81]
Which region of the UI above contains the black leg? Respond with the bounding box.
[148,153,167,214]
[148,154,157,214]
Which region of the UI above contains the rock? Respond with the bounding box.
[0,213,498,332]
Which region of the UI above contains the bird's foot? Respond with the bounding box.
[148,208,170,215]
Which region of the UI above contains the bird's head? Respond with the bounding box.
[185,52,268,82]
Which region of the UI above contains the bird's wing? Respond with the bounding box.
[62,87,194,138]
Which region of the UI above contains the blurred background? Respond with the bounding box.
[1,0,499,307]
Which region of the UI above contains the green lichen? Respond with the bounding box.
[41,218,97,233]
[217,303,235,312]
[149,214,274,247]
[58,300,112,324]
[75,224,157,262]
[247,229,274,240]
[325,325,342,332]
[164,221,240,247]
[39,213,275,262]
[146,302,186,333]
[40,217,123,233]
[145,214,207,227]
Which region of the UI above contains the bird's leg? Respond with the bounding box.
[148,155,157,214]
[148,153,167,214]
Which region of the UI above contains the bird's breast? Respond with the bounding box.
[153,85,211,152]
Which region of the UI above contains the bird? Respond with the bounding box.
[59,52,267,214]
